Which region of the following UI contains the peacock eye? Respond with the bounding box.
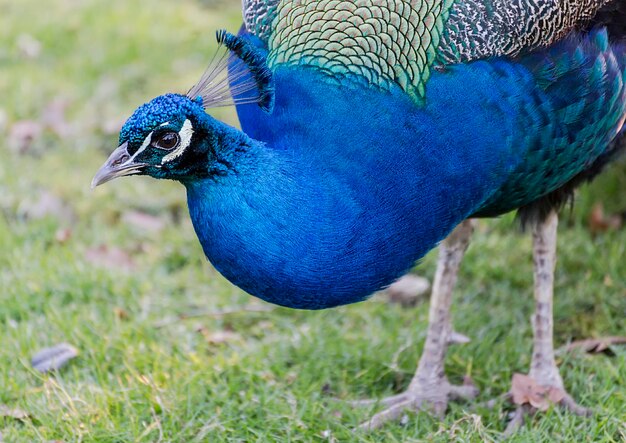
[152,131,180,150]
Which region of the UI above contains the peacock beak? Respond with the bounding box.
[91,142,146,188]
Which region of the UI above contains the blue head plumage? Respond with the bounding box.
[119,94,202,150]
[95,27,275,188]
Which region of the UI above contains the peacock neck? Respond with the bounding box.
[183,136,428,310]
[177,113,261,182]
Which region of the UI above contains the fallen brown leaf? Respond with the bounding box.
[114,307,130,321]
[510,373,565,411]
[588,203,623,234]
[55,228,72,244]
[85,244,135,271]
[558,336,626,354]
[31,343,78,373]
[0,404,29,420]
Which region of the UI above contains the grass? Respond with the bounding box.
[0,0,625,441]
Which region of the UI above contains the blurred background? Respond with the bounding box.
[0,0,624,441]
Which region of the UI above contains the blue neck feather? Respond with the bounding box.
[185,63,529,309]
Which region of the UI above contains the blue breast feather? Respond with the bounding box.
[185,31,625,310]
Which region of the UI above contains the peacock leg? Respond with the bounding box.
[504,211,590,435]
[356,219,478,431]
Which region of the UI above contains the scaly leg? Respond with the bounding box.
[505,211,591,435]
[530,210,564,389]
[356,219,478,431]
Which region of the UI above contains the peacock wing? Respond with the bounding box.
[242,0,615,103]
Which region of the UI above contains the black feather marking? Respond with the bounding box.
[187,30,274,113]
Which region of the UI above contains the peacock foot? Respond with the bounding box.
[353,377,479,431]
[502,373,592,436]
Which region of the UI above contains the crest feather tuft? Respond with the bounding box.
[187,30,274,112]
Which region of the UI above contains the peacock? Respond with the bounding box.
[92,0,626,431]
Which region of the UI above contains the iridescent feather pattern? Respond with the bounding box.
[243,0,615,103]
[439,0,614,63]
[242,0,281,43]
[267,0,455,101]
[475,28,626,217]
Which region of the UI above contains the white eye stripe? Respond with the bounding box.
[162,119,194,164]
[130,131,153,162]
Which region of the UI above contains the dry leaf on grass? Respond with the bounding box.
[588,203,623,234]
[55,228,72,244]
[0,404,29,420]
[510,373,565,411]
[114,307,130,321]
[31,343,78,373]
[558,336,626,354]
[85,244,135,271]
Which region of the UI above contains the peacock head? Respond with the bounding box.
[92,30,273,188]
[91,93,222,187]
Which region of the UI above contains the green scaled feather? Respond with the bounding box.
[266,0,456,104]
